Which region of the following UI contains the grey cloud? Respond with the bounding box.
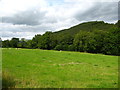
[0,24,50,34]
[44,17,58,23]
[75,2,118,22]
[1,31,38,40]
[1,8,60,26]
[1,9,47,26]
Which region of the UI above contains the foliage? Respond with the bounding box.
[102,27,120,55]
[17,38,27,48]
[2,40,10,48]
[10,38,19,48]
[37,31,53,50]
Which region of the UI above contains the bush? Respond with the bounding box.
[54,44,63,51]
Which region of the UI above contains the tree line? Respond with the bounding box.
[2,21,120,56]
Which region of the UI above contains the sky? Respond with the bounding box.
[0,0,119,40]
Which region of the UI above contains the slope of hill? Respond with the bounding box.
[53,21,116,36]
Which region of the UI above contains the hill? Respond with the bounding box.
[53,21,116,36]
[2,21,119,56]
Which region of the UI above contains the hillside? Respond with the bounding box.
[53,21,116,36]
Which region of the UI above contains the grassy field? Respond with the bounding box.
[2,48,118,88]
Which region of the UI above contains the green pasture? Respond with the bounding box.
[2,48,118,88]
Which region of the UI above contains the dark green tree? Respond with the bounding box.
[2,40,10,48]
[17,38,27,48]
[32,34,41,48]
[102,27,120,55]
[10,38,19,48]
[73,31,93,52]
[38,31,53,50]
[26,40,32,49]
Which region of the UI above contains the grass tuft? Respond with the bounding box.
[2,71,16,88]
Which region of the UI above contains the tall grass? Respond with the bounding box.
[2,71,16,88]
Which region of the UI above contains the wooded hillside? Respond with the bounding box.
[2,21,120,56]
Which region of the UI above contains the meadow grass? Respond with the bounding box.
[2,71,16,88]
[2,48,118,88]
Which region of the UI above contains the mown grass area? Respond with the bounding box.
[2,48,118,88]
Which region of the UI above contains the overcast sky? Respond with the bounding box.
[0,0,119,40]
